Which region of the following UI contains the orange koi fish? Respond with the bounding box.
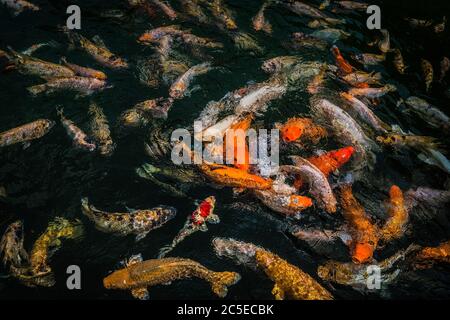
[413,240,450,269]
[380,185,409,243]
[279,117,327,144]
[339,185,379,264]
[224,115,252,172]
[331,46,354,75]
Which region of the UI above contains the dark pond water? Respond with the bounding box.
[0,0,449,299]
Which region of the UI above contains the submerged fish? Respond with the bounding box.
[0,221,29,269]
[252,1,272,34]
[413,240,450,269]
[310,98,377,168]
[339,184,379,264]
[331,46,354,74]
[287,32,328,51]
[380,185,409,243]
[318,245,417,294]
[421,59,434,92]
[348,84,396,98]
[256,249,333,300]
[405,96,450,133]
[352,53,386,66]
[7,47,75,80]
[404,187,450,212]
[284,1,344,25]
[81,198,176,241]
[378,29,390,53]
[60,57,107,80]
[158,196,218,257]
[212,238,333,300]
[119,97,174,127]
[253,189,313,216]
[28,76,108,96]
[88,102,115,156]
[149,0,177,20]
[340,92,390,134]
[277,117,327,144]
[65,29,128,69]
[169,62,213,99]
[336,1,368,11]
[342,71,382,87]
[205,0,238,30]
[1,0,39,16]
[57,107,96,151]
[285,159,337,214]
[262,56,301,74]
[0,119,54,148]
[393,49,407,74]
[310,28,350,43]
[307,64,327,94]
[103,255,241,300]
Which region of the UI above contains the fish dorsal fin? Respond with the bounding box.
[131,287,149,300]
[92,35,107,48]
[125,254,143,267]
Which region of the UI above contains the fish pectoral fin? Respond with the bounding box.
[271,283,285,300]
[22,142,31,150]
[198,224,209,232]
[135,231,149,242]
[131,287,149,300]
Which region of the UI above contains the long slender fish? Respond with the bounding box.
[0,119,54,148]
[57,107,96,151]
[60,57,107,80]
[81,198,176,241]
[28,76,108,96]
[212,238,333,300]
[103,255,241,300]
[7,47,75,80]
[88,102,115,156]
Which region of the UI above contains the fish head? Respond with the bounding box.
[44,119,56,131]
[109,56,128,69]
[280,123,303,142]
[138,32,157,43]
[169,82,186,99]
[155,206,177,223]
[261,58,280,74]
[351,242,375,264]
[103,269,132,289]
[317,264,332,280]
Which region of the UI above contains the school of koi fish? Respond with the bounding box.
[0,0,450,299]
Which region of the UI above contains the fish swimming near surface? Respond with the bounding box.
[65,29,128,69]
[285,159,337,214]
[169,62,213,99]
[307,64,327,94]
[339,184,379,264]
[378,29,390,53]
[261,56,302,74]
[60,57,107,80]
[88,102,115,156]
[348,84,397,98]
[103,254,241,300]
[0,119,54,148]
[28,76,108,96]
[253,189,313,216]
[413,240,450,269]
[212,237,333,300]
[342,71,382,87]
[81,197,176,241]
[158,196,218,257]
[6,47,75,80]
[119,97,174,128]
[277,117,327,144]
[204,0,238,30]
[149,0,177,20]
[1,0,39,16]
[57,107,96,151]
[352,53,386,66]
[331,46,354,74]
[421,58,434,92]
[380,185,409,243]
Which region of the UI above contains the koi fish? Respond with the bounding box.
[336,1,368,11]
[284,1,344,25]
[393,49,406,74]
[169,62,213,99]
[6,47,75,80]
[205,0,238,30]
[307,64,327,94]
[60,57,107,80]
[253,189,313,216]
[158,196,218,257]
[331,46,354,74]
[287,32,328,51]
[81,198,176,241]
[277,117,327,144]
[0,221,29,269]
[65,30,128,69]
[342,71,382,87]
[378,29,390,53]
[28,76,108,96]
[339,184,379,264]
[57,107,96,151]
[261,56,301,74]
[380,185,409,243]
[212,238,333,300]
[0,119,54,148]
[348,84,397,98]
[421,58,434,92]
[284,160,337,214]
[1,0,39,16]
[224,115,252,171]
[252,1,272,34]
[340,92,390,134]
[149,0,177,20]
[88,102,115,156]
[103,254,241,300]
[352,53,386,66]
[404,187,450,212]
[413,240,450,269]
[405,96,449,133]
[119,97,173,127]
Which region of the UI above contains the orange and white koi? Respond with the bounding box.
[380,185,409,242]
[331,46,354,74]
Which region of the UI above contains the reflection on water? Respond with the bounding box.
[0,0,450,299]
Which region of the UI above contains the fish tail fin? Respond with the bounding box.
[151,98,173,119]
[80,197,94,218]
[55,105,64,117]
[27,84,47,96]
[210,271,241,298]
[157,245,173,259]
[60,56,68,65]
